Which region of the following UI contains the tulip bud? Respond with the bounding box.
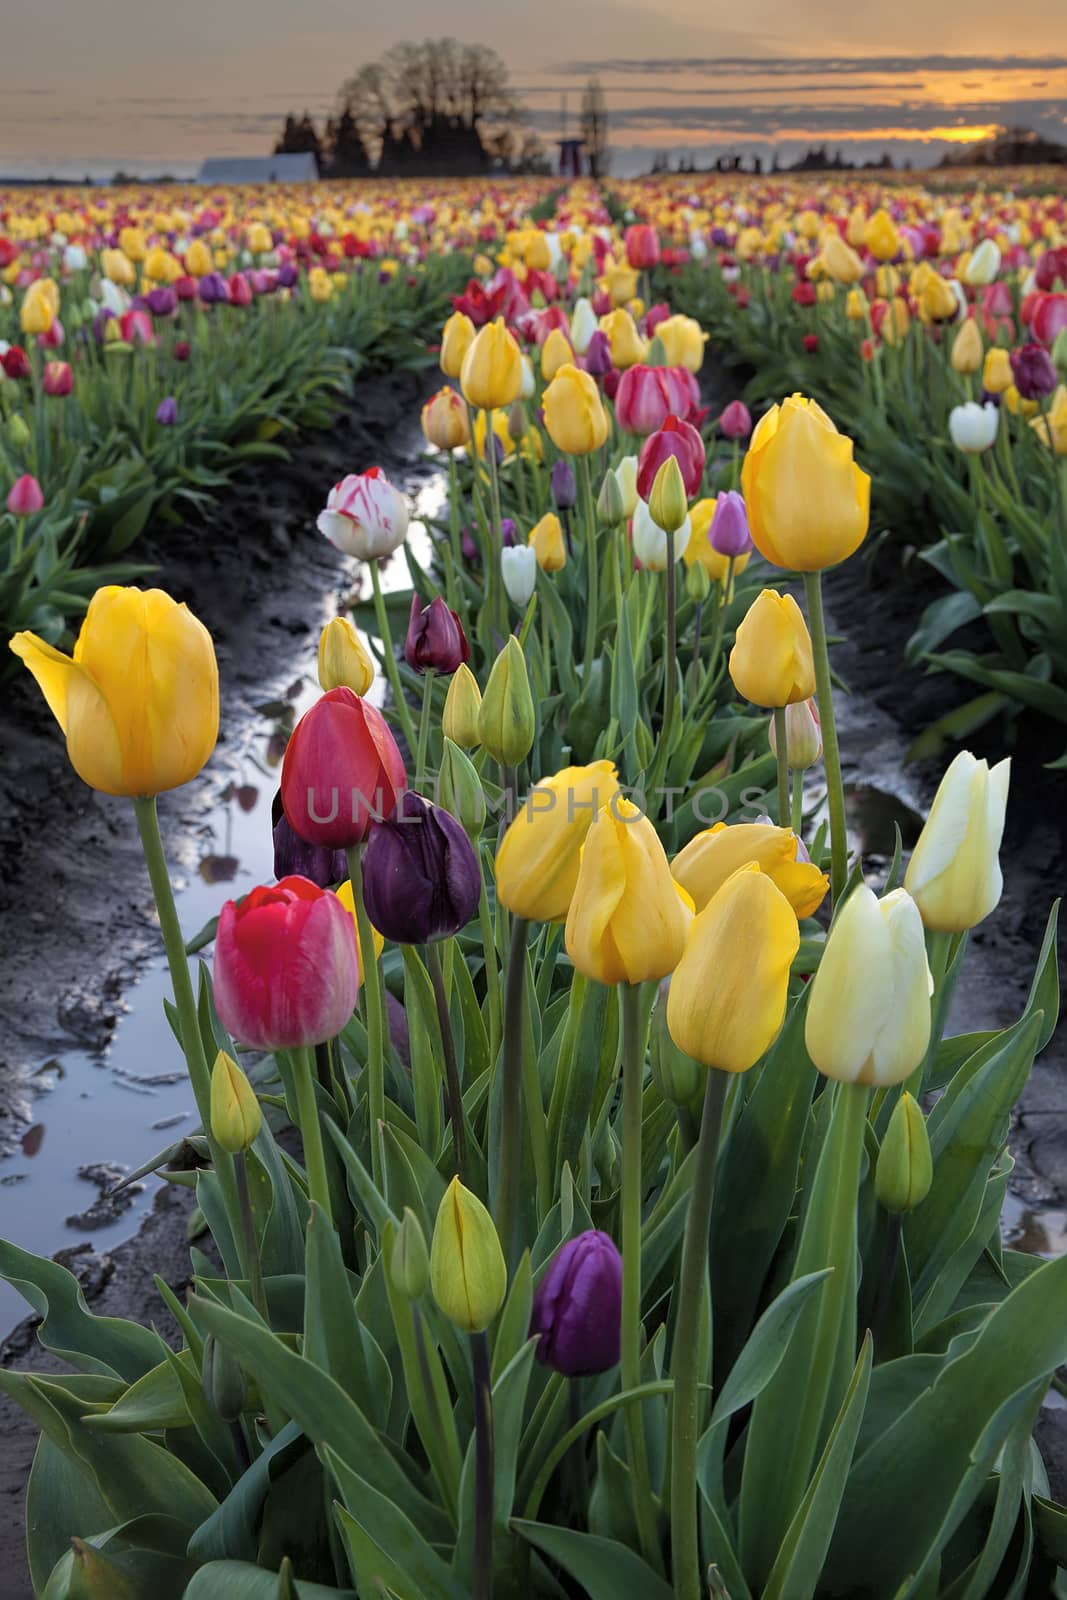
[438,737,487,840]
[950,318,983,375]
[501,544,538,609]
[529,1231,623,1376]
[719,399,752,440]
[875,1092,933,1215]
[529,511,567,572]
[983,347,1013,394]
[203,1333,247,1421]
[210,1050,261,1155]
[648,455,689,535]
[768,698,822,771]
[404,594,470,676]
[442,662,482,748]
[729,590,815,709]
[506,399,526,442]
[390,1207,430,1300]
[904,750,1010,932]
[430,1176,507,1333]
[6,474,44,516]
[65,1539,137,1599]
[651,981,704,1108]
[597,466,626,527]
[550,458,577,510]
[478,637,535,766]
[318,616,375,696]
[362,791,481,945]
[440,310,475,379]
[686,560,711,602]
[7,414,31,450]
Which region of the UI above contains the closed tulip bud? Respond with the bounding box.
[507,399,527,441]
[615,363,693,435]
[550,458,577,510]
[421,386,470,451]
[651,981,705,1107]
[155,395,178,426]
[1053,329,1067,376]
[653,313,708,374]
[317,467,409,561]
[718,398,752,439]
[10,585,217,796]
[7,414,31,450]
[904,750,1010,932]
[438,737,486,839]
[210,1050,261,1154]
[565,798,693,985]
[203,1334,246,1422]
[541,326,575,382]
[599,307,648,369]
[440,310,475,379]
[442,662,482,748]
[806,885,931,1086]
[667,862,799,1071]
[543,362,610,455]
[637,414,705,500]
[864,209,899,263]
[318,616,374,696]
[648,454,689,536]
[570,296,599,354]
[529,511,567,571]
[496,759,619,922]
[405,594,470,675]
[64,1538,137,1599]
[478,636,535,766]
[584,328,613,376]
[686,559,712,602]
[281,687,405,849]
[5,473,44,516]
[430,1176,507,1333]
[962,238,1001,287]
[461,317,523,411]
[948,401,998,454]
[597,466,627,527]
[920,272,961,325]
[390,1208,430,1300]
[845,287,868,322]
[42,359,73,396]
[1010,342,1058,400]
[362,791,481,944]
[615,455,639,519]
[673,820,827,918]
[821,234,864,285]
[982,347,1012,393]
[501,544,538,609]
[768,697,822,771]
[875,1092,933,1214]
[530,1230,623,1376]
[708,489,753,557]
[741,394,869,571]
[729,590,815,709]
[951,318,984,374]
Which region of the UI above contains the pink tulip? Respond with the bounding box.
[6,475,44,516]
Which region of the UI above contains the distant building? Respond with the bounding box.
[196,155,319,185]
[557,138,585,178]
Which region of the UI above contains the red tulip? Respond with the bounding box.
[624,224,660,271]
[1031,293,1067,349]
[803,334,820,353]
[404,594,470,675]
[1036,248,1067,293]
[213,876,360,1050]
[1,345,31,380]
[615,365,694,435]
[119,309,155,347]
[636,414,706,501]
[228,272,252,307]
[6,474,44,516]
[791,283,817,308]
[42,360,73,397]
[280,687,406,850]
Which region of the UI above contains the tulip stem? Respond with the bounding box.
[619,981,664,1573]
[477,863,503,1067]
[670,1066,728,1600]
[471,1330,495,1600]
[484,410,507,640]
[132,797,244,1267]
[427,943,472,1186]
[416,668,435,788]
[497,915,528,1269]
[791,771,804,836]
[446,452,465,612]
[235,1154,269,1324]
[871,1212,903,1354]
[773,709,790,826]
[579,455,600,681]
[664,531,678,738]
[347,846,386,1188]
[293,1046,333,1223]
[803,572,848,906]
[369,559,419,760]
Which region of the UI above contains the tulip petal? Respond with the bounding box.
[9,630,78,733]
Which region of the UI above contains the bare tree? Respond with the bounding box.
[581,78,609,179]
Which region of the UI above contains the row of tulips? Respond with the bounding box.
[1,180,1065,1600]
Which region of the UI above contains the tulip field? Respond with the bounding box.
[1,170,1066,1599]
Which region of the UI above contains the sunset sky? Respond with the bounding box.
[2,0,1066,177]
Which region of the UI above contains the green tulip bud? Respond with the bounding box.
[209,1050,261,1154]
[686,559,711,603]
[430,1176,507,1333]
[478,636,535,767]
[443,662,482,750]
[62,1539,136,1600]
[391,1207,430,1300]
[650,980,704,1110]
[596,466,626,528]
[507,399,526,441]
[1053,327,1067,378]
[648,455,688,535]
[7,414,31,451]
[438,737,486,841]
[202,1332,247,1421]
[875,1092,933,1215]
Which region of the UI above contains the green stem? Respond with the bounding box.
[471,1330,495,1600]
[619,981,664,1571]
[427,942,472,1185]
[369,559,419,758]
[791,770,804,836]
[496,915,528,1272]
[670,1067,729,1600]
[447,450,465,594]
[293,1045,332,1221]
[477,866,502,1067]
[803,571,848,905]
[415,667,435,789]
[773,708,790,827]
[579,455,600,680]
[663,533,678,737]
[484,413,507,639]
[235,1154,269,1324]
[346,845,386,1188]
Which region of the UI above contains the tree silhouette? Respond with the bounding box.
[273,111,324,172]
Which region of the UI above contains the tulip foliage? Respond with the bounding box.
[3,179,1067,1600]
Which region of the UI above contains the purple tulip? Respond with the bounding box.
[145,287,178,318]
[500,518,517,548]
[530,1231,623,1377]
[270,792,347,887]
[708,491,753,558]
[361,791,481,945]
[1010,342,1058,401]
[155,396,179,426]
[198,271,230,305]
[584,329,613,376]
[404,594,471,675]
[276,262,299,289]
[462,528,480,563]
[550,459,576,510]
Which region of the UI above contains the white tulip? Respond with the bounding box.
[520,355,535,400]
[570,297,598,355]
[632,501,690,572]
[905,751,1010,932]
[501,545,537,608]
[962,239,1001,287]
[615,455,639,519]
[317,470,409,560]
[62,244,87,273]
[948,401,999,454]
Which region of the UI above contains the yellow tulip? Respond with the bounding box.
[442,662,483,749]
[805,886,931,1087]
[307,267,332,303]
[654,313,708,374]
[919,272,959,325]
[864,209,899,263]
[247,222,273,255]
[673,822,828,919]
[821,233,864,286]
[440,310,476,380]
[683,499,751,589]
[524,230,552,271]
[460,317,523,411]
[541,326,575,383]
[983,347,1013,394]
[845,288,868,322]
[528,511,567,572]
[421,386,470,451]
[729,590,816,708]
[118,226,146,263]
[496,760,618,923]
[666,863,799,1072]
[604,263,639,306]
[210,1051,262,1154]
[185,239,214,278]
[543,363,610,455]
[430,1177,507,1333]
[741,394,870,571]
[564,798,692,985]
[904,750,1010,932]
[19,281,55,336]
[334,880,386,972]
[599,308,648,369]
[950,318,983,375]
[1031,385,1067,453]
[317,616,374,696]
[1003,384,1038,418]
[10,585,218,797]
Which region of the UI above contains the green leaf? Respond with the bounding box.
[187,1423,304,1565]
[302,1203,374,1415]
[329,1451,468,1599]
[511,1521,676,1600]
[27,1432,114,1595]
[0,1238,164,1381]
[906,592,983,665]
[82,1352,198,1433]
[182,1562,355,1598]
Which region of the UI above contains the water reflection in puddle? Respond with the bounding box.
[1002,1194,1067,1259]
[0,446,447,1335]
